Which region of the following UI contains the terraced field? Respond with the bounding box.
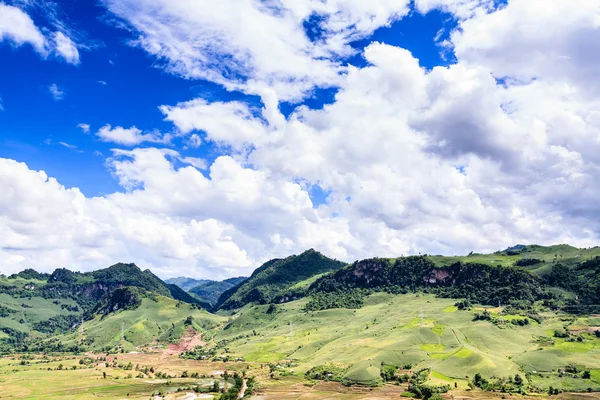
[213,293,600,390]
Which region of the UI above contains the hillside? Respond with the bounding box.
[0,263,205,350]
[212,293,600,391]
[2,244,600,398]
[51,293,225,352]
[428,244,600,308]
[214,249,347,310]
[188,277,247,306]
[305,256,545,311]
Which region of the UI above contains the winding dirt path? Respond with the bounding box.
[237,378,248,399]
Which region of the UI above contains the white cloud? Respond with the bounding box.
[102,0,411,100]
[447,0,600,93]
[186,134,201,149]
[414,0,495,19]
[77,123,90,133]
[96,124,168,146]
[48,84,64,100]
[4,1,600,279]
[52,31,79,64]
[58,142,77,149]
[0,3,80,64]
[0,97,4,111]
[160,99,268,150]
[97,80,107,85]
[0,2,46,53]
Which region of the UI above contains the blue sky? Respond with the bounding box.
[0,1,453,199]
[2,0,598,278]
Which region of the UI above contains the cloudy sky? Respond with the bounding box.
[1,0,599,279]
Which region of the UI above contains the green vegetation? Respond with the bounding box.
[0,263,207,349]
[215,249,346,310]
[3,244,600,398]
[307,256,545,310]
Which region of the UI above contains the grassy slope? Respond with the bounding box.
[428,244,600,276]
[57,295,226,351]
[0,277,80,336]
[213,293,600,389]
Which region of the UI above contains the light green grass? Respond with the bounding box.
[420,343,444,352]
[209,292,600,387]
[453,348,473,358]
[53,295,225,351]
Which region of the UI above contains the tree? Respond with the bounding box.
[514,374,523,386]
[583,370,591,379]
[103,371,106,379]
[548,386,554,396]
[380,365,397,382]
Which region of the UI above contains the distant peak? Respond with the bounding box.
[300,248,319,255]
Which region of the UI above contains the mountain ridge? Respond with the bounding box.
[214,248,347,310]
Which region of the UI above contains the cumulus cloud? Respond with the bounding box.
[0,3,81,64]
[3,1,600,279]
[96,124,169,146]
[102,0,411,100]
[48,84,64,100]
[160,99,268,150]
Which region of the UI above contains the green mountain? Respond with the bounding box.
[44,292,224,353]
[164,277,211,291]
[188,277,247,306]
[215,249,347,310]
[0,263,205,350]
[305,256,545,311]
[3,244,600,397]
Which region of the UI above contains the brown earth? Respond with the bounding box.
[163,328,206,357]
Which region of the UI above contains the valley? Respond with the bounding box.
[1,245,600,399]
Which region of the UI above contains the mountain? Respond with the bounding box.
[214,249,347,310]
[43,292,224,353]
[3,244,600,396]
[0,263,206,350]
[305,256,545,311]
[164,277,211,291]
[188,277,247,306]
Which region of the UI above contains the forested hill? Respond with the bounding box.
[305,256,545,310]
[0,263,207,350]
[302,245,600,311]
[42,263,204,308]
[214,249,346,310]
